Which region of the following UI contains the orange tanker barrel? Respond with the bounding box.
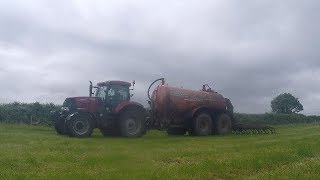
[151,84,227,127]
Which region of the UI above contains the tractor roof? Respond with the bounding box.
[97,80,131,87]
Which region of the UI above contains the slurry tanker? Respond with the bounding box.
[50,78,274,138]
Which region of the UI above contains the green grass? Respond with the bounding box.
[1,124,320,179]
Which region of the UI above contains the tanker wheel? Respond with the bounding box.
[120,110,146,138]
[167,127,186,136]
[67,114,93,138]
[214,113,232,135]
[100,127,120,137]
[192,112,212,136]
[54,118,67,135]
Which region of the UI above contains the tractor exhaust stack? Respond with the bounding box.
[89,81,93,97]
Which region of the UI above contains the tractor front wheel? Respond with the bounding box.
[120,110,146,138]
[67,114,93,138]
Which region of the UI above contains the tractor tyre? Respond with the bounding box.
[214,113,232,135]
[54,117,67,135]
[119,110,146,138]
[191,112,212,136]
[167,127,186,136]
[100,127,120,137]
[67,114,93,138]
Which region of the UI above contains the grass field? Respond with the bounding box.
[0,124,320,179]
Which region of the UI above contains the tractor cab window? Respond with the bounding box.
[106,84,129,102]
[107,88,115,97]
[96,86,108,101]
[105,84,129,110]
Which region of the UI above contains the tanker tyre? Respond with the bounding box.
[54,118,67,135]
[192,113,212,136]
[167,127,186,136]
[215,113,232,135]
[120,110,146,138]
[67,115,93,138]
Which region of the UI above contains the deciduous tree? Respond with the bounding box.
[271,93,303,114]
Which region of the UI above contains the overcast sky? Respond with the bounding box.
[0,0,319,115]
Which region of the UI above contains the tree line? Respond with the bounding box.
[0,102,60,126]
[234,113,320,125]
[0,93,318,126]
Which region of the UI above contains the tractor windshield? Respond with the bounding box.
[95,84,129,103]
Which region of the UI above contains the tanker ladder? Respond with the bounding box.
[232,123,275,134]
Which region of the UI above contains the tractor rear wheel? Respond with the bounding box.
[120,110,146,138]
[54,118,67,135]
[214,113,232,135]
[167,127,186,135]
[191,112,212,136]
[67,114,93,138]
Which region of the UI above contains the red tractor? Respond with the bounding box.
[51,80,146,138]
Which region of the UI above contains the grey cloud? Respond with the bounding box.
[0,0,320,115]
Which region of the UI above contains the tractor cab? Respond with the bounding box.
[92,81,133,111]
